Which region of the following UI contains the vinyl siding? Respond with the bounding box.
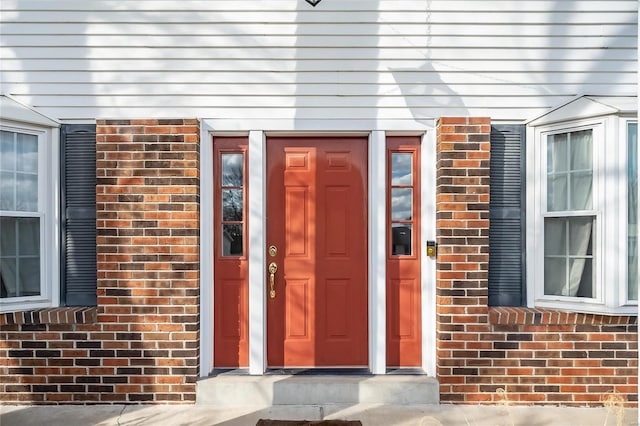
[0,0,636,122]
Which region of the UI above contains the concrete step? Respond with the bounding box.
[196,374,439,407]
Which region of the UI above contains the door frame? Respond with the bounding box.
[200,121,436,377]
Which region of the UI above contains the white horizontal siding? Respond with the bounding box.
[0,0,636,123]
[1,1,636,12]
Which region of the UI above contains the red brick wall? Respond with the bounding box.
[0,119,200,404]
[435,117,638,406]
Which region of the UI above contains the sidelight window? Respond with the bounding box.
[220,152,245,256]
[390,152,415,255]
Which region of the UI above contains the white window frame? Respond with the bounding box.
[527,115,637,315]
[0,120,60,313]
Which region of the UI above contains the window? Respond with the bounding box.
[389,152,415,255]
[220,152,245,256]
[0,123,59,312]
[1,130,41,298]
[528,112,637,314]
[544,129,595,299]
[627,122,638,302]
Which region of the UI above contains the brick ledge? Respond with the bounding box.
[0,307,97,326]
[489,307,638,326]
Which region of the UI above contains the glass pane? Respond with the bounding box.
[391,153,413,185]
[0,131,15,172]
[628,122,638,300]
[0,258,18,298]
[392,224,412,255]
[569,130,592,171]
[18,218,40,256]
[16,133,38,173]
[0,217,17,256]
[569,171,592,210]
[222,224,243,256]
[221,153,243,187]
[544,218,566,256]
[0,171,15,211]
[547,133,568,173]
[0,216,41,299]
[391,188,412,220]
[570,258,593,298]
[544,257,567,296]
[16,173,38,212]
[222,189,243,221]
[568,217,593,256]
[547,174,567,211]
[18,257,40,296]
[629,236,638,301]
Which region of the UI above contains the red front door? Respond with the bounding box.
[266,137,368,367]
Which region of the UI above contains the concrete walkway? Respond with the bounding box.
[1,404,638,426]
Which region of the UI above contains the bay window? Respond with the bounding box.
[528,110,637,315]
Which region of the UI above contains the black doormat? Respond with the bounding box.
[256,421,362,426]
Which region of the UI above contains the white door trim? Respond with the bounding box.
[199,120,435,378]
[199,120,215,377]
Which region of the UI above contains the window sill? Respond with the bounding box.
[489,306,638,325]
[0,307,97,326]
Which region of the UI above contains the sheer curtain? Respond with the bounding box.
[545,130,593,297]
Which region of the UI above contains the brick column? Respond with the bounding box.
[96,119,200,402]
[435,117,491,403]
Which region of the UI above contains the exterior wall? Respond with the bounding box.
[0,116,637,406]
[1,0,637,122]
[435,117,638,406]
[0,119,200,403]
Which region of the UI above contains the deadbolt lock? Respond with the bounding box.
[269,245,277,257]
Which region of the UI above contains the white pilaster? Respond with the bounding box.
[369,130,386,374]
[248,130,266,374]
[199,122,214,377]
[421,130,437,376]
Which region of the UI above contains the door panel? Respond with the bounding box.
[386,136,422,367]
[267,137,368,367]
[213,137,249,367]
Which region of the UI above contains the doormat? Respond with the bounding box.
[256,421,362,426]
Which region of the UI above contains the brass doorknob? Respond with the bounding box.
[268,262,277,299]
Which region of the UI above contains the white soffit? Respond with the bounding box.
[527,96,637,127]
[0,95,59,127]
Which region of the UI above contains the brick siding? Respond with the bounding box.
[0,119,200,404]
[435,117,638,406]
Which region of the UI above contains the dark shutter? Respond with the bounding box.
[489,125,525,306]
[61,124,97,306]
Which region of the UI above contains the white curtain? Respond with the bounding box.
[545,130,593,297]
[566,219,592,297]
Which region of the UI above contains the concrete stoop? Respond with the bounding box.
[196,375,439,407]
